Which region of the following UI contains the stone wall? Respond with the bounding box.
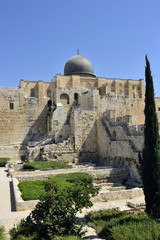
[99,95,145,126]
[71,110,97,152]
[12,177,38,211]
[97,115,144,160]
[0,81,52,147]
[0,74,160,164]
[91,187,144,203]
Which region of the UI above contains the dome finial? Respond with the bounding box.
[77,49,80,55]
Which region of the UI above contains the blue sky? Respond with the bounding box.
[0,0,160,96]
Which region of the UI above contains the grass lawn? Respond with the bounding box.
[23,161,72,170]
[87,209,160,240]
[0,157,10,167]
[18,172,93,200]
[10,234,83,240]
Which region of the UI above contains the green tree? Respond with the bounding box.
[142,55,160,218]
[10,180,98,240]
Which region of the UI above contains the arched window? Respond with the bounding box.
[48,100,52,107]
[85,83,92,89]
[74,93,79,106]
[47,89,51,98]
[30,89,35,97]
[60,93,69,104]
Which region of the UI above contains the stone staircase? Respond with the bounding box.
[101,118,141,154]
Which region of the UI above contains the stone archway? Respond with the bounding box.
[60,93,70,104]
[85,83,92,89]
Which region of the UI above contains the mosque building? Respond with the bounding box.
[0,54,160,169]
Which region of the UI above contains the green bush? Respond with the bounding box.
[0,157,10,167]
[18,180,45,201]
[11,179,98,240]
[0,226,7,240]
[18,172,94,201]
[23,161,72,170]
[87,209,160,240]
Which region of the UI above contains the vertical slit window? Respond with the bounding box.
[10,103,14,110]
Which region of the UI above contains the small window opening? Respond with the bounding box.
[10,103,14,110]
[74,93,78,106]
[113,131,116,140]
[30,89,35,97]
[158,107,160,111]
[47,89,51,98]
[48,100,52,107]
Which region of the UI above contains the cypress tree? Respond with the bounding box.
[142,55,160,218]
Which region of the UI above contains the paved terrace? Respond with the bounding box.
[0,167,31,238]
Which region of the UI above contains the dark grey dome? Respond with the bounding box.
[64,55,95,76]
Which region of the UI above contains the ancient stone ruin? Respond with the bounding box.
[0,54,160,184]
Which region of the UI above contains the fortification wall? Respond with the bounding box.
[99,95,145,125]
[0,83,49,146]
[97,117,144,160]
[71,110,97,152]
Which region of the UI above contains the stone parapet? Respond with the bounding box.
[92,187,144,203]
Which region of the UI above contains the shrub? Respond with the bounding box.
[0,157,10,167]
[87,209,160,240]
[23,161,72,170]
[0,226,7,240]
[11,180,98,240]
[18,172,94,201]
[10,233,83,240]
[18,180,45,201]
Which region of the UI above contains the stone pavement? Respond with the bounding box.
[0,167,31,238]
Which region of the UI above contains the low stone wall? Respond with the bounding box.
[92,187,144,202]
[12,178,38,211]
[11,166,129,184]
[11,167,143,212]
